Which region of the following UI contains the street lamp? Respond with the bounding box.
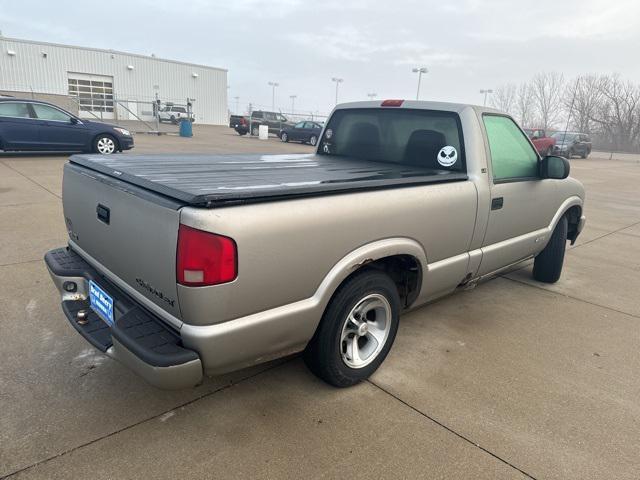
[367,93,377,101]
[289,95,297,114]
[331,77,344,105]
[268,81,279,111]
[480,89,493,106]
[412,67,428,100]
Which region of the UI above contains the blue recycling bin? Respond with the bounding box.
[179,119,193,137]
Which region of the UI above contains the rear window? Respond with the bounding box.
[318,108,465,172]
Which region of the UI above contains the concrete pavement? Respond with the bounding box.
[1,127,639,479]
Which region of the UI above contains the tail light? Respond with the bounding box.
[177,224,237,286]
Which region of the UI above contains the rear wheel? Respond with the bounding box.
[93,134,118,154]
[304,270,400,387]
[281,132,289,142]
[533,216,568,283]
[309,135,318,146]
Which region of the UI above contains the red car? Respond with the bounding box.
[523,128,556,156]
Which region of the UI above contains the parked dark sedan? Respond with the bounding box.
[551,131,591,159]
[0,98,134,154]
[280,121,323,146]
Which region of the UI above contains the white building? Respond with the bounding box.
[0,36,228,125]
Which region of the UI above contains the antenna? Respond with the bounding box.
[561,77,580,150]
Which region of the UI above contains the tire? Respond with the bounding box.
[170,115,177,125]
[581,149,588,159]
[237,130,247,136]
[251,125,260,136]
[304,269,401,387]
[309,135,318,146]
[281,132,289,142]
[533,216,568,283]
[93,134,118,155]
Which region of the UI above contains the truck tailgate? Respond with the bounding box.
[62,163,183,321]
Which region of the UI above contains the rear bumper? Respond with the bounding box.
[45,247,202,389]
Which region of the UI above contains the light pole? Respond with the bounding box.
[412,67,428,100]
[233,96,240,114]
[367,92,377,101]
[480,89,493,106]
[268,81,279,111]
[331,77,344,105]
[289,95,297,114]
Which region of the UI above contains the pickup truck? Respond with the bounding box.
[234,110,292,136]
[523,128,556,156]
[45,100,586,389]
[158,105,195,124]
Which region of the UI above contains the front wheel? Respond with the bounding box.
[309,135,318,146]
[533,216,568,283]
[93,134,118,154]
[281,132,289,142]
[304,270,400,387]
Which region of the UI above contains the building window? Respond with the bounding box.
[68,76,114,114]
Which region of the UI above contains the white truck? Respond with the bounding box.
[158,105,194,124]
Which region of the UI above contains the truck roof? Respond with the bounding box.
[69,153,467,207]
[333,99,500,115]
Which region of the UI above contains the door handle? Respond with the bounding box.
[491,197,504,210]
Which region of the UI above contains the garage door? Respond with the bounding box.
[68,72,115,120]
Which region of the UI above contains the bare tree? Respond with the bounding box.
[490,84,517,114]
[563,75,605,134]
[590,75,640,152]
[514,82,536,127]
[531,72,564,130]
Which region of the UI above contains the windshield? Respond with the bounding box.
[318,108,465,172]
[552,132,577,142]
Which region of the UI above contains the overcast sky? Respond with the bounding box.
[1,0,639,116]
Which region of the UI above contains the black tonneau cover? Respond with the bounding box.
[69,153,467,207]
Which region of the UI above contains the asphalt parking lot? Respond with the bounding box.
[1,125,639,479]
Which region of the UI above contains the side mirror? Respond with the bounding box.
[540,155,570,179]
[70,117,79,125]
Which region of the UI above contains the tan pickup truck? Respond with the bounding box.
[45,100,586,389]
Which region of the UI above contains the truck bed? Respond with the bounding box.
[70,153,467,207]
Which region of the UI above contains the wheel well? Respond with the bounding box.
[565,205,582,244]
[352,255,422,309]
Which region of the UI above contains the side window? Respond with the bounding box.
[294,121,305,129]
[0,102,31,118]
[252,112,263,119]
[304,122,316,129]
[483,115,539,181]
[31,104,72,122]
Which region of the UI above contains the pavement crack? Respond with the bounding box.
[367,380,538,480]
[0,359,291,479]
[501,275,640,320]
[0,160,62,200]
